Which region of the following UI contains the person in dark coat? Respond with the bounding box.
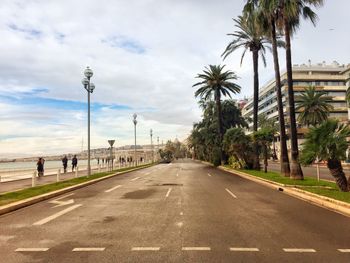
[62,155,68,173]
[37,157,44,177]
[72,155,78,171]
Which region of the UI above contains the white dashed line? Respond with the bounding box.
[165,188,172,198]
[180,212,184,215]
[182,247,211,251]
[283,248,316,253]
[176,173,179,177]
[15,248,49,252]
[132,247,160,251]
[131,177,140,181]
[338,249,350,253]
[225,188,237,199]
[73,248,105,251]
[207,173,212,177]
[230,247,259,252]
[105,185,122,193]
[33,204,82,226]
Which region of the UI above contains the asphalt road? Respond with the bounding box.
[1,159,349,263]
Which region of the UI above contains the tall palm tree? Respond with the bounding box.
[300,119,350,192]
[245,0,290,176]
[193,65,241,163]
[222,14,272,170]
[295,86,333,126]
[277,0,324,179]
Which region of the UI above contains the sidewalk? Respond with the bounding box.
[0,165,119,194]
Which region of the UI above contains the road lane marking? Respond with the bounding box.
[105,185,122,193]
[208,173,212,177]
[15,248,49,252]
[131,247,160,251]
[165,188,172,198]
[49,193,75,207]
[73,248,105,251]
[144,172,150,175]
[283,248,316,253]
[182,247,211,251]
[230,248,259,252]
[131,177,140,181]
[338,249,350,252]
[0,235,15,242]
[176,173,179,177]
[33,204,82,226]
[180,212,184,215]
[225,188,237,199]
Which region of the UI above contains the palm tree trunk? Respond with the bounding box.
[252,49,260,170]
[327,158,349,192]
[264,144,268,173]
[270,16,290,177]
[215,91,224,163]
[284,20,303,180]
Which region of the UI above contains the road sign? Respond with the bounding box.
[108,140,115,147]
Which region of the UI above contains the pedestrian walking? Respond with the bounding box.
[62,155,68,173]
[72,155,78,171]
[37,157,44,177]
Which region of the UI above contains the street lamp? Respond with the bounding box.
[150,129,153,163]
[157,136,159,161]
[133,113,137,167]
[82,66,95,177]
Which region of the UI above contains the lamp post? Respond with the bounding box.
[82,66,95,177]
[150,129,153,163]
[157,136,159,161]
[133,113,137,167]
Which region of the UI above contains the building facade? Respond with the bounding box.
[242,61,350,153]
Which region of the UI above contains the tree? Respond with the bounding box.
[193,65,241,163]
[244,0,290,176]
[278,0,324,180]
[295,86,333,126]
[300,120,350,192]
[258,114,278,159]
[223,128,254,169]
[253,128,274,173]
[222,14,272,170]
[189,99,247,165]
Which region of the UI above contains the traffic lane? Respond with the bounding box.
[0,163,184,262]
[0,166,164,247]
[266,162,338,182]
[203,166,350,250]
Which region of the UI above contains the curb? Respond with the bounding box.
[218,166,350,218]
[0,165,154,216]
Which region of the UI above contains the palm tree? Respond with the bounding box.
[295,86,333,126]
[222,14,272,170]
[259,114,278,159]
[193,65,241,163]
[300,119,350,192]
[253,128,274,173]
[245,0,290,177]
[277,0,324,179]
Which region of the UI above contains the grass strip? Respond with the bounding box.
[232,168,350,204]
[0,163,154,206]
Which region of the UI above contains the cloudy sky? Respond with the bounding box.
[0,0,349,158]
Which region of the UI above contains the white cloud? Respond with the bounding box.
[0,0,349,157]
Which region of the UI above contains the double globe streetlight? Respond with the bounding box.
[133,113,137,167]
[82,66,95,177]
